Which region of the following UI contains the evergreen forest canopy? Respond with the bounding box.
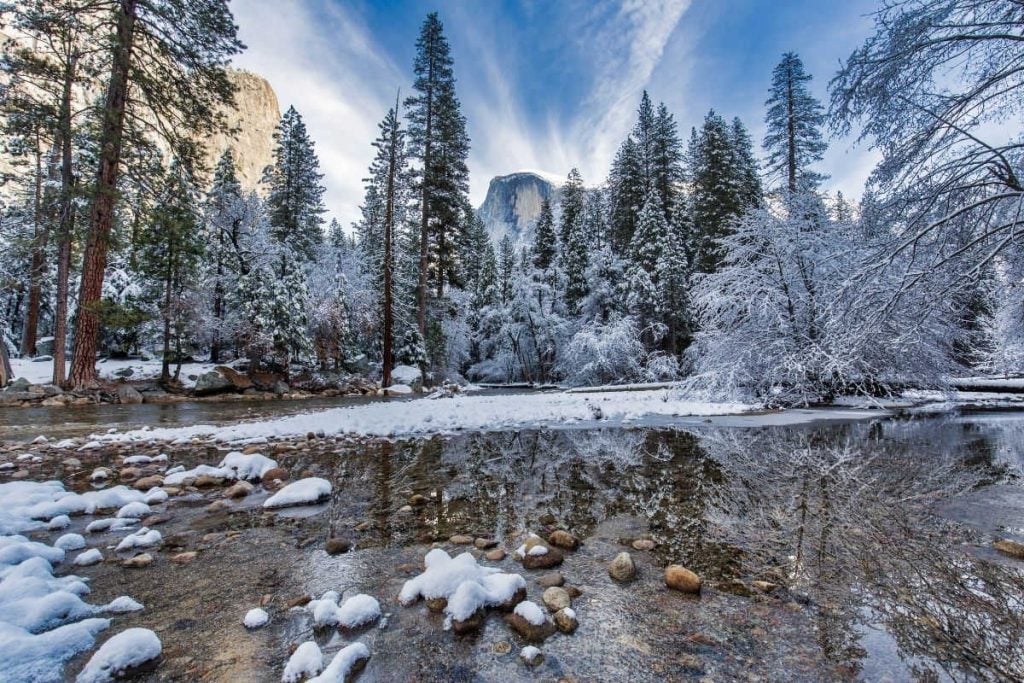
[2,0,1023,405]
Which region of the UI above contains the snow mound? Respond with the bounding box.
[103,596,143,613]
[74,549,103,566]
[219,452,278,480]
[85,518,136,534]
[308,642,370,683]
[399,549,526,628]
[47,515,71,530]
[391,365,421,385]
[116,501,150,519]
[264,478,331,509]
[307,592,380,628]
[162,464,231,486]
[143,488,167,505]
[76,628,162,683]
[243,608,269,629]
[282,641,323,682]
[55,533,86,551]
[114,527,161,552]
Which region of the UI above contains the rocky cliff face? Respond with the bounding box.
[477,172,559,247]
[203,69,280,191]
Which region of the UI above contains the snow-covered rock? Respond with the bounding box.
[114,527,161,552]
[243,607,269,629]
[263,478,331,509]
[103,596,143,613]
[307,592,380,628]
[219,452,278,481]
[307,642,370,683]
[55,533,86,551]
[76,628,162,682]
[282,641,323,682]
[73,549,103,566]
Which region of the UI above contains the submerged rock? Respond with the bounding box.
[665,565,702,594]
[608,552,636,582]
[548,530,578,550]
[994,538,1024,559]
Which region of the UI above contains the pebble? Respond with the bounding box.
[665,565,701,594]
[520,646,544,666]
[492,641,512,655]
[994,538,1024,559]
[474,537,498,549]
[536,572,564,588]
[632,538,656,551]
[122,553,153,568]
[608,552,636,582]
[355,521,373,531]
[194,474,225,488]
[134,475,164,490]
[170,551,197,564]
[141,514,172,526]
[206,500,229,513]
[223,481,254,499]
[506,612,555,642]
[542,587,571,612]
[522,546,564,570]
[548,530,578,550]
[261,467,289,486]
[449,534,475,545]
[485,548,506,561]
[325,537,352,555]
[553,608,578,634]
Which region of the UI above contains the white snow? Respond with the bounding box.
[264,478,332,509]
[103,596,143,613]
[47,515,71,530]
[162,464,231,486]
[143,488,168,504]
[391,364,421,385]
[121,455,152,465]
[520,645,542,662]
[89,469,110,481]
[75,628,162,683]
[307,642,370,683]
[445,580,490,622]
[527,545,548,556]
[513,600,547,626]
[114,527,161,552]
[562,607,576,619]
[307,592,380,628]
[73,549,103,566]
[384,383,412,394]
[243,607,269,629]
[116,501,150,518]
[9,356,218,389]
[95,389,754,443]
[219,451,278,480]
[85,518,136,534]
[282,641,324,682]
[55,533,86,551]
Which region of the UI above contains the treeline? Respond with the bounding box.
[3,1,1023,403]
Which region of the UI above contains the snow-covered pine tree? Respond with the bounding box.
[558,168,585,249]
[497,235,515,305]
[530,196,556,273]
[562,210,590,316]
[651,103,685,223]
[236,264,311,374]
[405,12,470,336]
[689,110,760,273]
[608,136,645,254]
[264,106,326,276]
[764,52,828,193]
[729,118,764,209]
[203,149,247,362]
[625,193,667,338]
[137,160,204,382]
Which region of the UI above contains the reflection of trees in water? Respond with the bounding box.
[332,421,1024,680]
[698,426,1024,681]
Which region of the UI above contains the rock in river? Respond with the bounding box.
[541,586,571,612]
[608,552,636,582]
[665,565,702,594]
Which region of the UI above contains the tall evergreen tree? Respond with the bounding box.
[68,0,243,388]
[264,106,326,275]
[563,211,590,315]
[138,161,203,382]
[532,196,556,272]
[730,118,764,209]
[204,149,245,362]
[405,12,470,337]
[608,136,645,253]
[558,168,586,248]
[763,52,827,192]
[651,103,685,223]
[626,193,667,330]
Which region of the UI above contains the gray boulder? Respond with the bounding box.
[194,369,233,396]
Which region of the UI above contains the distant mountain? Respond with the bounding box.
[477,171,561,247]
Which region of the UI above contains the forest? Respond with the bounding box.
[1,0,1022,405]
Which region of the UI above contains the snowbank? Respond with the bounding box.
[76,628,162,682]
[95,389,754,443]
[264,478,332,509]
[10,356,218,389]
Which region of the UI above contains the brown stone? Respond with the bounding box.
[548,530,578,550]
[491,586,526,612]
[449,534,474,545]
[485,548,506,562]
[451,608,486,634]
[474,537,498,549]
[118,467,142,481]
[425,597,448,612]
[141,514,171,527]
[122,553,153,568]
[542,586,571,612]
[242,444,263,455]
[133,475,164,491]
[553,608,578,634]
[285,594,312,609]
[325,537,352,555]
[522,546,564,570]
[505,612,555,642]
[194,474,225,488]
[261,467,289,486]
[665,565,701,594]
[632,538,656,551]
[608,552,636,582]
[170,551,197,565]
[536,572,564,588]
[224,481,254,499]
[994,538,1024,559]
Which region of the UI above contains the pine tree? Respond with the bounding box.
[497,235,515,305]
[563,211,590,315]
[264,106,326,276]
[689,111,761,273]
[651,103,685,223]
[763,52,827,193]
[730,118,763,209]
[405,12,470,337]
[608,136,645,253]
[558,168,585,248]
[138,161,204,382]
[68,0,243,388]
[626,193,667,329]
[533,196,556,272]
[204,149,246,362]
[236,265,310,374]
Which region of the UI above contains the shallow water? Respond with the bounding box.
[6,410,1024,682]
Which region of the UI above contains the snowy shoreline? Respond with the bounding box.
[86,389,757,444]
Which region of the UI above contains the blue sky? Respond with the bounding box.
[233,0,881,226]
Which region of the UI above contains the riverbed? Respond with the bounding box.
[1,404,1023,681]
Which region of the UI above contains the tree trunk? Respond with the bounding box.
[52,54,79,387]
[161,246,173,383]
[68,0,138,388]
[20,136,50,357]
[382,100,399,388]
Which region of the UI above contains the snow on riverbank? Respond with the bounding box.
[91,389,754,443]
[9,357,217,388]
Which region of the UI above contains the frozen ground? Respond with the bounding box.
[9,357,217,388]
[91,389,755,444]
